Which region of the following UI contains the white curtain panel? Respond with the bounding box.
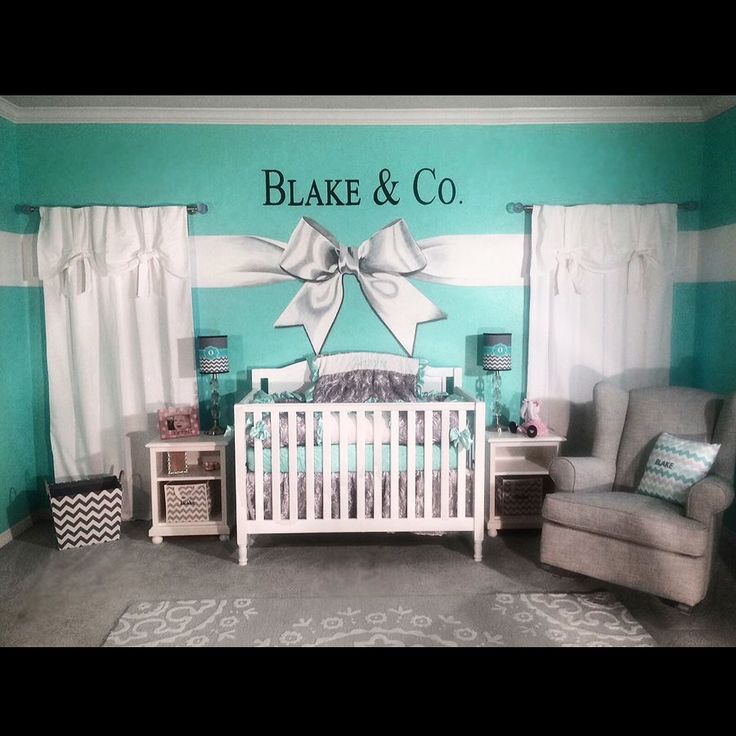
[37,206,198,520]
[527,204,678,446]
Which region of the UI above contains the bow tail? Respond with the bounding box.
[273,277,344,353]
[358,272,446,354]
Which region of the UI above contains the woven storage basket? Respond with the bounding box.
[165,482,212,523]
[46,474,123,550]
[495,475,549,516]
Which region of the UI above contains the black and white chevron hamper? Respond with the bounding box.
[47,475,123,550]
[165,482,212,523]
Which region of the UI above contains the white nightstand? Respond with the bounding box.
[146,430,232,544]
[486,430,566,536]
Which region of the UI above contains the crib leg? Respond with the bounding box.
[474,539,483,562]
[238,541,248,566]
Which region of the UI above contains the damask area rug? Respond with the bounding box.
[103,591,655,647]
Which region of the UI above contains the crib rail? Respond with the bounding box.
[234,390,485,566]
[235,398,483,523]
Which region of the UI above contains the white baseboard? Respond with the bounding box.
[0,514,35,550]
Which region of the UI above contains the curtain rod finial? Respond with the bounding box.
[506,202,525,214]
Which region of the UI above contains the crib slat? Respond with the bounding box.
[390,410,399,519]
[406,409,416,520]
[305,411,315,520]
[424,408,433,518]
[457,409,467,518]
[373,410,382,519]
[339,411,349,520]
[322,411,332,520]
[271,409,280,520]
[356,409,365,520]
[288,409,298,522]
[254,409,264,521]
[441,409,450,519]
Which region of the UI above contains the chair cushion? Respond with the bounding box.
[542,491,708,557]
[636,432,720,506]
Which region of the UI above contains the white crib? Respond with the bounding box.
[233,360,485,565]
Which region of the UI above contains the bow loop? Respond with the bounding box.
[61,251,94,296]
[358,219,426,274]
[279,218,340,282]
[274,219,446,354]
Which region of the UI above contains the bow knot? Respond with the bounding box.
[136,249,157,264]
[450,426,473,450]
[274,218,446,354]
[337,245,360,275]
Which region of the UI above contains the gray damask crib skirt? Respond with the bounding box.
[245,469,474,521]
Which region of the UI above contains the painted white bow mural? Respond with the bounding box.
[194,216,512,355]
[274,218,446,353]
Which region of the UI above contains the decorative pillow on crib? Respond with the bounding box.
[313,352,419,403]
[635,432,720,507]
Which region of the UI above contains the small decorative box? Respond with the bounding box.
[164,482,212,524]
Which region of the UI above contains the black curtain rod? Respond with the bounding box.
[506,201,698,213]
[17,203,209,215]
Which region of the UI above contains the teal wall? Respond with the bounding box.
[0,116,22,233]
[702,106,736,230]
[15,122,704,423]
[0,118,50,534]
[16,123,703,237]
[5,115,736,532]
[0,288,50,533]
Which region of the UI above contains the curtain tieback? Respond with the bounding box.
[554,253,586,295]
[136,249,161,297]
[61,251,93,296]
[627,250,658,293]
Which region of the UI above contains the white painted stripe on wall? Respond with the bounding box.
[0,231,40,286]
[699,223,736,283]
[2,225,735,288]
[0,513,34,550]
[674,231,700,283]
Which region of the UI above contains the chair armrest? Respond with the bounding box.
[548,457,616,493]
[686,475,735,524]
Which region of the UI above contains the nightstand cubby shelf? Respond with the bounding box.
[486,431,566,536]
[146,431,232,544]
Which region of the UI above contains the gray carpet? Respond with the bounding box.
[103,591,655,647]
[3,521,736,647]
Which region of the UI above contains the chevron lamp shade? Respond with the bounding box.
[198,335,229,374]
[47,476,123,550]
[636,432,721,507]
[482,333,512,371]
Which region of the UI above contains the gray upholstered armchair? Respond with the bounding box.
[541,382,736,609]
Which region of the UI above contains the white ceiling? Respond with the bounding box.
[1,94,734,125]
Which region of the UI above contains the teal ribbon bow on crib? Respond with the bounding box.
[450,426,473,450]
[247,418,271,442]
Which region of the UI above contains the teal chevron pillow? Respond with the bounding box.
[636,432,721,506]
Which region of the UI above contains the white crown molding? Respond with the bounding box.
[0,96,20,123]
[0,101,707,125]
[701,95,736,120]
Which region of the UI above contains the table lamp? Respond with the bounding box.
[198,335,229,435]
[483,332,512,433]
